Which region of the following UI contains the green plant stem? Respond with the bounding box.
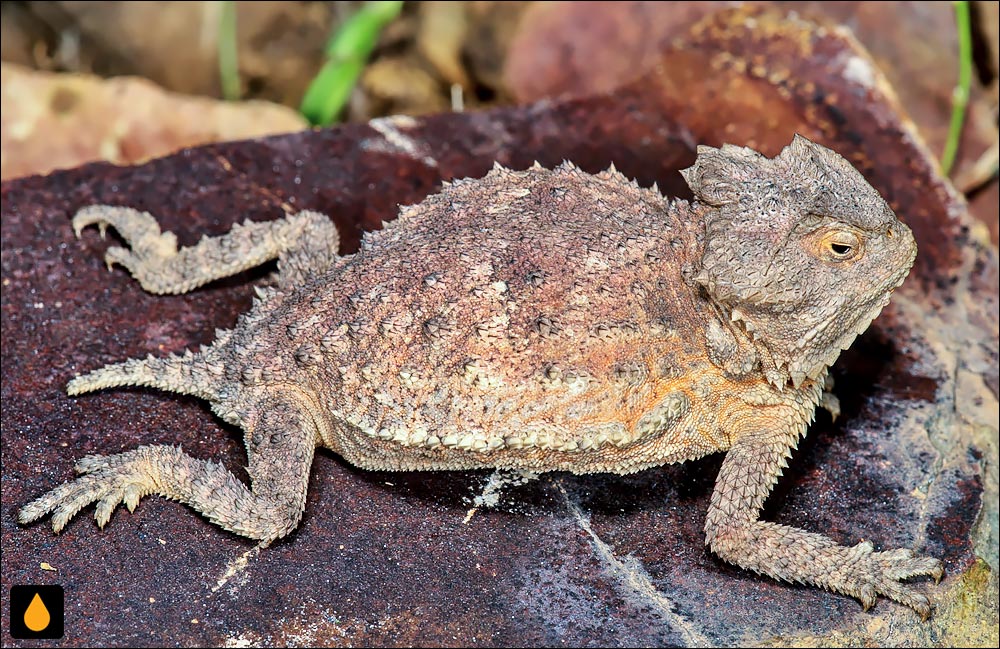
[218,0,240,101]
[941,0,971,177]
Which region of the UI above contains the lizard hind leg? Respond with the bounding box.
[72,205,340,295]
[19,390,320,544]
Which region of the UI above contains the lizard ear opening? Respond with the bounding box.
[680,144,765,207]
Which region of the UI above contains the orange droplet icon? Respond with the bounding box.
[24,592,51,632]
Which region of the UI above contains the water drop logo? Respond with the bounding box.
[10,585,63,639]
[24,593,51,631]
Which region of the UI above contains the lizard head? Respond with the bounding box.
[681,135,917,389]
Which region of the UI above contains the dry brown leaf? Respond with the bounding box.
[0,62,306,180]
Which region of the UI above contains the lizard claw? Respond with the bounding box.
[19,449,154,533]
[71,205,184,294]
[839,541,943,618]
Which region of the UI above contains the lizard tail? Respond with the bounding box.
[67,349,222,402]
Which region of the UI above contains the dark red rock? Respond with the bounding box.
[2,8,995,646]
[505,2,998,223]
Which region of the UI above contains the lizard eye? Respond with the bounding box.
[817,229,862,262]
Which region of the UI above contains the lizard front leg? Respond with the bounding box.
[71,206,339,294]
[705,422,943,618]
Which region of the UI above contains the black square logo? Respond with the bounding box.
[9,585,64,639]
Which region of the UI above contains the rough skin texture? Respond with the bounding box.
[19,136,942,617]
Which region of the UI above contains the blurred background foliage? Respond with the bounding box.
[1,1,997,242]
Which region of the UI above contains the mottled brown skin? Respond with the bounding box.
[20,136,942,617]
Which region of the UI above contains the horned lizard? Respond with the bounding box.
[20,135,942,617]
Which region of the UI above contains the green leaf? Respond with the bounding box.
[300,1,405,126]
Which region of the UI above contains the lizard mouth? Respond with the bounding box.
[789,289,895,387]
